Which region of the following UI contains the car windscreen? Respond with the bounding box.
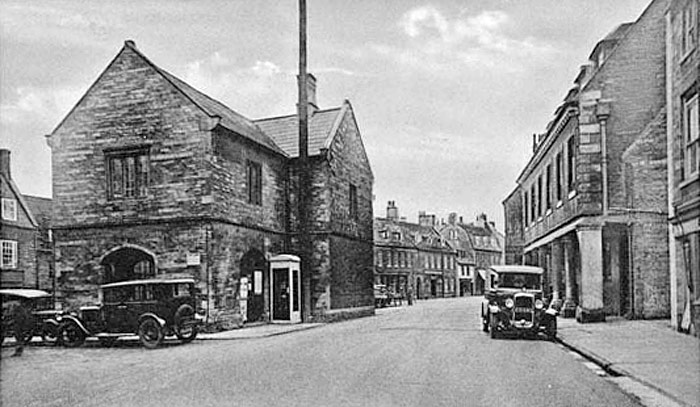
[497,273,541,290]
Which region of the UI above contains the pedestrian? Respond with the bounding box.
[9,301,31,357]
[407,286,413,306]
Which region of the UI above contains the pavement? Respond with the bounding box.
[556,316,700,407]
[197,321,324,340]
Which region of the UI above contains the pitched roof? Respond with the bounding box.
[0,173,37,227]
[24,195,52,227]
[254,107,343,157]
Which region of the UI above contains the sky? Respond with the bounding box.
[0,0,652,229]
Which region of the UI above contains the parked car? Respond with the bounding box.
[1,288,62,346]
[57,278,203,349]
[374,284,390,308]
[480,265,558,339]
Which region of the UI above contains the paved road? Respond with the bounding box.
[1,297,643,407]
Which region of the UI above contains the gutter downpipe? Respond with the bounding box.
[664,8,679,329]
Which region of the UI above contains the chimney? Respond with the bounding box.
[297,73,318,115]
[418,211,436,227]
[386,200,399,221]
[459,216,463,224]
[476,213,487,228]
[448,213,457,225]
[0,149,10,179]
[532,134,537,153]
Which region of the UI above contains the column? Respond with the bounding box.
[550,240,564,303]
[562,235,577,318]
[576,225,605,322]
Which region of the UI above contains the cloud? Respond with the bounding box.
[0,86,83,130]
[379,6,556,73]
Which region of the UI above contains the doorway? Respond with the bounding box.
[240,249,266,322]
[272,268,290,320]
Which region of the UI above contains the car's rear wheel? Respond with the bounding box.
[546,317,557,340]
[40,321,59,345]
[174,304,198,343]
[138,318,164,349]
[58,321,86,348]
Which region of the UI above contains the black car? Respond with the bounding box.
[480,265,558,339]
[1,288,62,346]
[57,278,203,349]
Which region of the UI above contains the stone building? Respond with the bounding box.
[505,0,670,322]
[0,149,53,291]
[46,41,374,328]
[373,202,457,299]
[439,213,504,296]
[666,0,699,336]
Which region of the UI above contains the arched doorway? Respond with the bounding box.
[100,245,156,284]
[240,249,266,322]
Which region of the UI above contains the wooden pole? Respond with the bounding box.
[298,0,311,322]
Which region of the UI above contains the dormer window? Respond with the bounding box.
[1,198,17,221]
[392,232,401,240]
[379,230,388,239]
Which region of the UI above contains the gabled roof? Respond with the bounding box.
[24,195,52,227]
[0,173,38,228]
[51,41,287,157]
[254,106,344,157]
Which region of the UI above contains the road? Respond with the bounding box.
[1,297,643,407]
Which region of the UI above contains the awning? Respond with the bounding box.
[476,269,498,281]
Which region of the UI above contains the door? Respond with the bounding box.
[272,268,290,320]
[240,250,266,322]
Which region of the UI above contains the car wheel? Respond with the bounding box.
[138,318,164,349]
[14,327,34,344]
[482,315,489,333]
[489,314,500,339]
[58,321,86,348]
[546,318,557,340]
[40,322,60,345]
[174,304,198,343]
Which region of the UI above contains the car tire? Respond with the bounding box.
[546,318,557,340]
[489,314,500,339]
[58,321,86,348]
[138,318,164,349]
[174,304,198,343]
[40,322,60,345]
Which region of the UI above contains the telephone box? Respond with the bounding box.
[269,254,301,324]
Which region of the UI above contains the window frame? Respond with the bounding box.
[349,183,358,220]
[105,147,150,201]
[1,240,18,269]
[681,1,697,59]
[683,93,699,179]
[247,159,263,206]
[567,136,577,194]
[1,198,18,221]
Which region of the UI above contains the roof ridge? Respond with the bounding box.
[253,106,343,123]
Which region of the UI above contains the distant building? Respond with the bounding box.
[0,149,53,291]
[374,202,457,299]
[439,213,504,296]
[505,0,670,322]
[46,41,373,327]
[666,0,699,336]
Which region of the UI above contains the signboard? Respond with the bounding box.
[186,253,201,266]
[254,271,263,295]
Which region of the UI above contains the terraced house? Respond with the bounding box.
[504,0,670,322]
[47,41,374,328]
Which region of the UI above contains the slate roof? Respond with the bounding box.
[254,107,343,158]
[23,195,52,228]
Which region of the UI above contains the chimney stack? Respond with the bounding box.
[0,149,10,179]
[386,200,399,221]
[297,73,318,115]
[448,212,457,225]
[418,211,436,227]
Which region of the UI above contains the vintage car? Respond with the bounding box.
[57,278,203,349]
[480,265,558,339]
[1,288,62,345]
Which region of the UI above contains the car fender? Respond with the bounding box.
[138,313,166,327]
[42,318,60,330]
[545,307,558,316]
[58,315,90,335]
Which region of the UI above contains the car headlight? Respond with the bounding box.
[505,298,514,308]
[535,299,544,309]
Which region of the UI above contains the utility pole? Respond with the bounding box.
[298,0,311,322]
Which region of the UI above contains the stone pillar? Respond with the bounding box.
[550,240,564,302]
[537,248,548,296]
[562,235,577,318]
[576,226,606,323]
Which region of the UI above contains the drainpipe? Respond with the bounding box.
[665,9,678,329]
[596,102,611,216]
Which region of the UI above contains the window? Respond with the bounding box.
[682,1,697,57]
[376,250,382,266]
[530,185,536,224]
[567,136,576,192]
[247,160,262,205]
[684,94,699,178]
[379,230,388,239]
[1,240,17,268]
[1,198,17,221]
[449,230,456,240]
[555,152,563,201]
[349,184,358,220]
[537,175,543,217]
[106,149,149,200]
[523,191,529,226]
[545,164,552,211]
[392,232,401,240]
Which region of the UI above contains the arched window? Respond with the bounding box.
[101,246,156,284]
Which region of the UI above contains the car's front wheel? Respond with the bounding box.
[138,318,164,349]
[545,317,557,340]
[40,321,60,345]
[174,304,198,343]
[58,320,86,348]
[489,314,500,339]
